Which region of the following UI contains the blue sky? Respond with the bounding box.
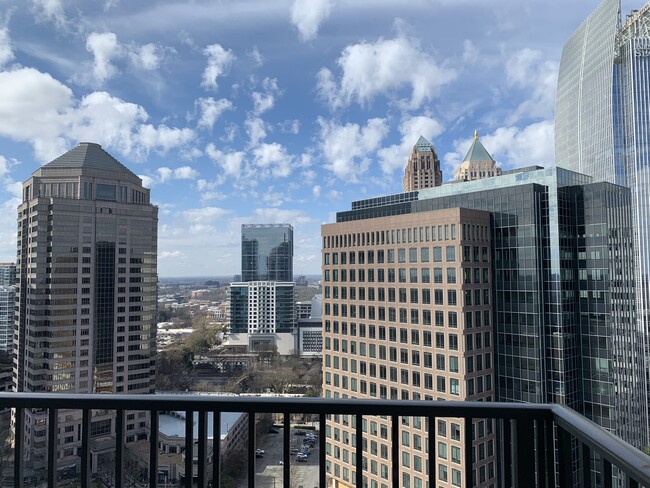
[0,0,639,276]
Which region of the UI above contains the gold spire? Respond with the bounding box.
[474,130,479,140]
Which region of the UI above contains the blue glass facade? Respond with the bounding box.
[241,224,293,282]
[556,0,650,442]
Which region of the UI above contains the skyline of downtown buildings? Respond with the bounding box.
[2,0,650,484]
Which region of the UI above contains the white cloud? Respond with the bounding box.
[31,0,67,30]
[129,43,163,71]
[250,208,313,226]
[201,43,235,91]
[248,46,263,66]
[377,115,444,174]
[151,165,199,185]
[205,143,245,177]
[290,0,332,41]
[318,117,389,181]
[85,32,122,85]
[195,97,234,130]
[0,67,195,162]
[317,35,457,110]
[136,124,195,156]
[252,142,293,178]
[252,92,275,114]
[505,48,558,123]
[0,27,14,68]
[183,206,232,223]
[245,116,267,147]
[159,250,186,260]
[312,185,321,198]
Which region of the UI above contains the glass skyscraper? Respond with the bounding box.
[241,224,293,282]
[556,0,650,439]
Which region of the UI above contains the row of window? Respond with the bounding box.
[323,223,489,249]
[324,245,489,265]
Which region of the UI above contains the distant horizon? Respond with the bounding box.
[159,274,322,282]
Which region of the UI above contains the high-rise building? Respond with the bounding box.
[229,281,295,334]
[402,136,443,192]
[323,208,496,488]
[322,166,646,488]
[556,0,650,434]
[15,142,158,471]
[0,263,16,286]
[0,263,16,358]
[229,224,296,353]
[453,131,502,181]
[241,224,293,282]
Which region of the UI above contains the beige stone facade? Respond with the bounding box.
[402,136,443,192]
[322,208,496,488]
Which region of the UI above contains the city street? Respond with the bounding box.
[254,427,319,488]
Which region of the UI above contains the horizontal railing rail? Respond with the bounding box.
[0,393,648,488]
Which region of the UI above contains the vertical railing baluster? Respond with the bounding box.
[185,410,193,488]
[427,416,436,488]
[601,457,612,488]
[150,409,159,488]
[515,418,534,485]
[81,408,91,488]
[319,413,326,488]
[543,419,555,488]
[14,407,23,488]
[464,417,473,488]
[115,409,124,488]
[534,419,544,488]
[198,411,207,488]
[356,414,363,488]
[48,407,57,488]
[557,425,573,487]
[502,419,512,488]
[391,415,399,488]
[580,442,591,487]
[213,411,221,488]
[248,413,256,488]
[283,413,290,488]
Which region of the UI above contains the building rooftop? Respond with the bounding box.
[159,410,245,441]
[40,142,140,179]
[462,131,494,162]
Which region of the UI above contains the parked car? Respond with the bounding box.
[296,456,308,463]
[268,428,280,434]
[294,431,306,436]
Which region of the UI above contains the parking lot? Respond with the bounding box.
[254,427,319,488]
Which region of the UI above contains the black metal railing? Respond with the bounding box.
[1,392,649,488]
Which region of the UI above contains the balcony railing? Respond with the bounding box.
[1,392,649,488]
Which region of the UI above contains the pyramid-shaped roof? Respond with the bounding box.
[414,135,434,152]
[463,131,494,162]
[43,142,138,178]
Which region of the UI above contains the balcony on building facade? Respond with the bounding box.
[0,393,649,488]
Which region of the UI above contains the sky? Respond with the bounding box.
[0,0,640,277]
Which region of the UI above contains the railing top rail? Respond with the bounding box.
[0,392,553,419]
[550,404,650,484]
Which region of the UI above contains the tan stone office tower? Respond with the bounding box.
[402,136,443,192]
[14,143,158,474]
[322,208,496,488]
